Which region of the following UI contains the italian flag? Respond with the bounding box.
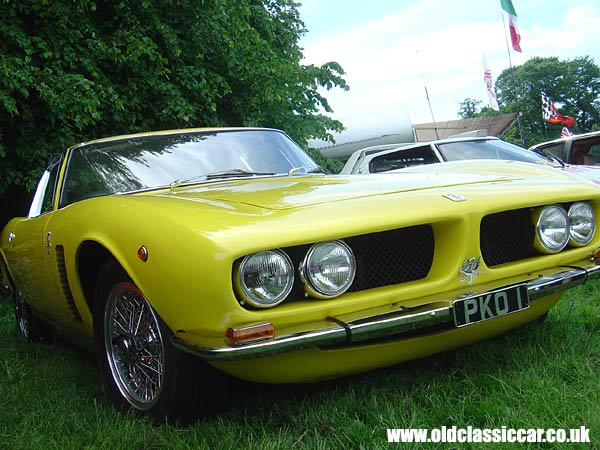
[501,0,522,52]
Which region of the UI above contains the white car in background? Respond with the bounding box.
[530,131,600,166]
[341,136,600,185]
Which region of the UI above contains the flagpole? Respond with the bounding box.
[416,49,440,140]
[501,13,515,73]
[501,10,527,147]
[422,76,439,140]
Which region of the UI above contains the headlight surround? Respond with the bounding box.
[568,202,596,246]
[236,249,294,308]
[534,205,569,253]
[300,240,356,299]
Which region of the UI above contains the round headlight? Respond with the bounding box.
[534,205,569,253]
[568,202,596,246]
[237,250,294,308]
[300,240,356,298]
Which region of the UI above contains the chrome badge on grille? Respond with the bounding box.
[459,256,481,285]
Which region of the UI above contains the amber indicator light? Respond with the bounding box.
[226,323,275,344]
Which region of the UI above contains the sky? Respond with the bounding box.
[298,0,600,145]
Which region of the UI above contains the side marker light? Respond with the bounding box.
[226,323,275,345]
[137,245,149,262]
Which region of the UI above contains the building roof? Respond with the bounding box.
[319,113,518,161]
[413,113,518,141]
[318,132,416,161]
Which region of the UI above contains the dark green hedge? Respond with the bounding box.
[0,0,347,226]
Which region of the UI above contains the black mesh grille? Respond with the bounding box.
[480,208,536,267]
[283,225,434,299]
[345,225,434,291]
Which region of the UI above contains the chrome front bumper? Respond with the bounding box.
[172,264,600,362]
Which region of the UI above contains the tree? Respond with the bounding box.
[458,98,482,119]
[458,98,501,119]
[495,56,600,145]
[0,0,348,225]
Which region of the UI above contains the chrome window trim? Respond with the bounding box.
[58,148,74,208]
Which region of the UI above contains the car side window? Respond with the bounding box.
[589,144,600,164]
[41,162,60,214]
[540,143,568,162]
[369,146,437,173]
[29,156,62,218]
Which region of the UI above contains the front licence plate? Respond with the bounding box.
[453,284,529,327]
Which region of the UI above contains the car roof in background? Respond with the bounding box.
[529,130,600,150]
[341,136,508,175]
[351,136,501,157]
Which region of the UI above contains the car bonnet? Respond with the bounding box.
[154,171,522,210]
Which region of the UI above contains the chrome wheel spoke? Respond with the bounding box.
[137,365,159,388]
[113,303,130,334]
[139,360,162,376]
[134,300,145,335]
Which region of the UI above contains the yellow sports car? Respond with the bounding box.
[2,128,600,419]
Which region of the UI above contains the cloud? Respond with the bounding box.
[527,5,600,61]
[300,0,600,144]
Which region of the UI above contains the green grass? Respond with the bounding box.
[1,281,599,449]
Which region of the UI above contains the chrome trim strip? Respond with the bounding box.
[172,264,600,361]
[527,267,588,300]
[347,305,452,343]
[173,325,348,361]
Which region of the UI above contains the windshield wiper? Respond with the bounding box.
[287,166,327,175]
[169,169,275,190]
[204,168,275,180]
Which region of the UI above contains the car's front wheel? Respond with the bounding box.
[94,262,215,420]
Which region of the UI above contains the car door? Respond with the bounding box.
[4,155,76,323]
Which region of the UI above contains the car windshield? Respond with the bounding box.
[60,129,319,206]
[438,139,558,165]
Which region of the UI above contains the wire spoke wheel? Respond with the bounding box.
[14,290,30,339]
[95,263,218,419]
[104,283,165,410]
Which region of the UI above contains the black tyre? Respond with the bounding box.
[93,262,216,421]
[14,289,54,342]
[537,312,548,324]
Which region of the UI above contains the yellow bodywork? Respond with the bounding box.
[2,144,600,383]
